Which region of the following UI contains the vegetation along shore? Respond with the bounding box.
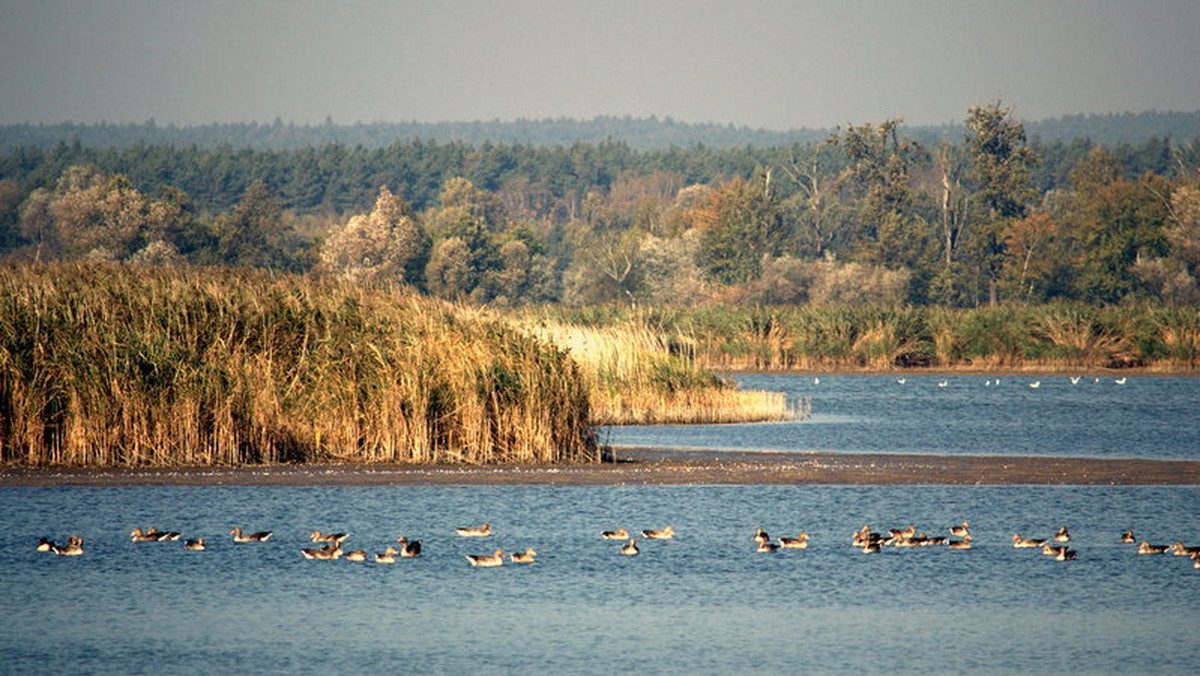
[2,107,1199,468]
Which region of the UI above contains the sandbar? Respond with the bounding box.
[2,448,1198,486]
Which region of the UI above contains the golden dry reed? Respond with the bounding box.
[520,319,798,425]
[0,263,597,467]
[532,304,1200,373]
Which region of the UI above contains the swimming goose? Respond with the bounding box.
[36,537,55,552]
[184,538,205,551]
[155,530,182,541]
[300,543,343,560]
[1012,534,1047,548]
[52,536,84,556]
[1070,376,1082,385]
[949,521,971,539]
[396,536,422,557]
[757,540,779,553]
[861,541,881,554]
[1169,543,1200,557]
[642,526,674,540]
[1053,526,1071,542]
[310,531,349,544]
[456,523,492,538]
[779,532,809,549]
[344,549,368,562]
[1114,377,1127,385]
[509,548,537,564]
[1120,530,1136,543]
[1042,543,1069,557]
[230,528,273,543]
[621,539,640,556]
[752,528,770,545]
[375,547,398,564]
[1056,548,1077,561]
[1137,541,1169,555]
[948,539,972,550]
[601,528,629,540]
[466,549,505,567]
[130,528,161,542]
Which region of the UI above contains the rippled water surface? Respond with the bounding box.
[604,375,1200,460]
[5,484,1199,674]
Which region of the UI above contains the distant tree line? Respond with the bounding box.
[2,103,1199,307]
[3,110,1198,152]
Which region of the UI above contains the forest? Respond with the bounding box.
[1,103,1199,309]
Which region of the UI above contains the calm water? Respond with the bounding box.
[605,374,1200,460]
[5,375,1199,673]
[4,484,1199,674]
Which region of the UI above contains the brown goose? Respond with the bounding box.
[509,548,537,564]
[779,532,810,549]
[601,528,629,540]
[1137,541,1169,555]
[130,528,161,542]
[230,528,273,543]
[466,549,505,567]
[621,539,640,556]
[53,536,84,556]
[1012,534,1046,548]
[184,538,205,551]
[310,531,349,544]
[456,523,493,538]
[300,543,343,560]
[642,526,674,540]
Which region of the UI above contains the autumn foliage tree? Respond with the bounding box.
[319,186,428,286]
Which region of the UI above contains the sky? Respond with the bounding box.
[2,0,1199,130]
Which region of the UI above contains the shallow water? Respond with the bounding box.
[7,375,1199,673]
[5,484,1199,674]
[604,374,1200,460]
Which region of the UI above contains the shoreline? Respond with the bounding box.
[3,448,1198,486]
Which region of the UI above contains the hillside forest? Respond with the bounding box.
[2,103,1200,308]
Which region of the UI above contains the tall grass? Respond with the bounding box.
[0,263,597,467]
[526,303,1200,373]
[520,318,797,425]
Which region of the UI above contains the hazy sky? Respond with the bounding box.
[3,0,1199,130]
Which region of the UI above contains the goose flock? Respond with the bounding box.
[888,376,1131,388]
[31,521,1200,572]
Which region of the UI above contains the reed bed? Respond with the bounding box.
[530,303,1200,373]
[519,319,798,425]
[0,263,597,467]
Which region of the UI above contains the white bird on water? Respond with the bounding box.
[896,378,906,385]
[1028,381,1041,388]
[1070,376,1082,385]
[937,380,949,388]
[1115,377,1127,385]
[813,377,820,385]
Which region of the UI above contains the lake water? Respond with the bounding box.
[604,374,1200,461]
[4,376,1199,674]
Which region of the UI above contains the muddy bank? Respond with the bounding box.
[3,448,1198,486]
